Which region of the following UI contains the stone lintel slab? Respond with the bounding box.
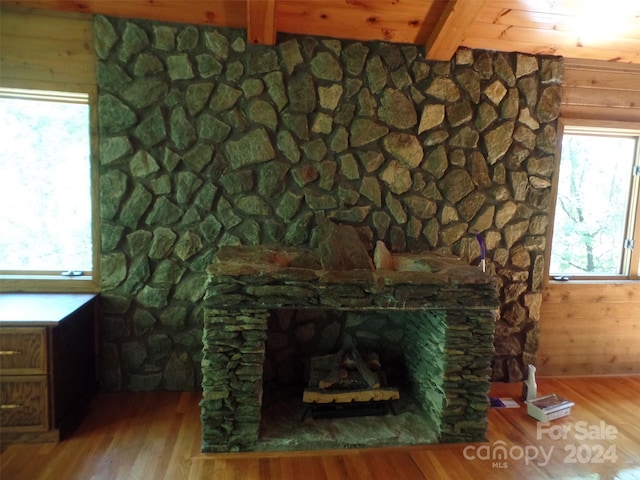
[206,246,500,312]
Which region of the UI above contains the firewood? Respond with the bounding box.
[364,352,381,370]
[311,351,344,371]
[352,349,380,389]
[341,352,356,370]
[318,368,348,389]
[312,350,347,389]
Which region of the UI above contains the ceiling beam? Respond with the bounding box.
[246,0,277,45]
[425,0,484,61]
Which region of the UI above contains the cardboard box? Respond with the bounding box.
[526,394,574,422]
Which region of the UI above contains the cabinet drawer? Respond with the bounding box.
[0,328,47,374]
[1,376,49,430]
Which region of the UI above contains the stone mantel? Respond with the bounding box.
[206,245,500,312]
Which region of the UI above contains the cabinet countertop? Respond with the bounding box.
[0,293,97,325]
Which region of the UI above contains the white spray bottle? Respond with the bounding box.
[522,364,537,402]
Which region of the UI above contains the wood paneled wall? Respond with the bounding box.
[560,58,640,123]
[0,8,95,91]
[538,58,640,377]
[538,283,640,375]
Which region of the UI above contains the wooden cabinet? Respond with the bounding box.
[1,375,49,432]
[0,294,97,443]
[0,327,47,373]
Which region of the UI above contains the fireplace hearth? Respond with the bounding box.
[201,245,499,453]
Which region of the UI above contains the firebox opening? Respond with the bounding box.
[257,308,445,451]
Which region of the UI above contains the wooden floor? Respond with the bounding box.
[1,376,639,479]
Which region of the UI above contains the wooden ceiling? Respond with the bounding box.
[4,0,640,63]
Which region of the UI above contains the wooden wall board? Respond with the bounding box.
[0,9,95,88]
[560,105,640,123]
[539,283,640,376]
[561,58,640,122]
[562,71,640,91]
[542,282,640,304]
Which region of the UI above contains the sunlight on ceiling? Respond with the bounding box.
[570,1,640,45]
[523,0,640,45]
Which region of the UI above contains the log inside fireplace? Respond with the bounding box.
[302,349,400,419]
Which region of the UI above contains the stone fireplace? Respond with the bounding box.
[201,245,499,452]
[95,15,562,394]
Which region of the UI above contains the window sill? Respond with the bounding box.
[0,276,100,294]
[547,278,639,286]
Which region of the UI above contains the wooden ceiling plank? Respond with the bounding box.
[247,0,277,45]
[466,22,640,52]
[2,0,639,65]
[1,1,248,28]
[462,36,640,64]
[478,7,640,39]
[485,0,640,20]
[274,0,441,46]
[425,0,485,61]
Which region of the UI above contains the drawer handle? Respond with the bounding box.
[0,350,22,356]
[1,404,23,410]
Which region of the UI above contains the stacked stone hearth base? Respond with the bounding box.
[201,246,499,452]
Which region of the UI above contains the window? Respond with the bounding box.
[0,88,97,290]
[549,120,640,280]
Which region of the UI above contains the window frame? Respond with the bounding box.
[0,85,100,294]
[547,118,640,283]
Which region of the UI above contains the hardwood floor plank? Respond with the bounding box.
[333,452,377,480]
[321,455,354,480]
[409,448,465,479]
[162,394,202,480]
[362,449,425,479]
[1,377,639,480]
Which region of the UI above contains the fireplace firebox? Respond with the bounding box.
[201,245,499,453]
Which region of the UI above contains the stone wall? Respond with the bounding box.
[95,15,562,390]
